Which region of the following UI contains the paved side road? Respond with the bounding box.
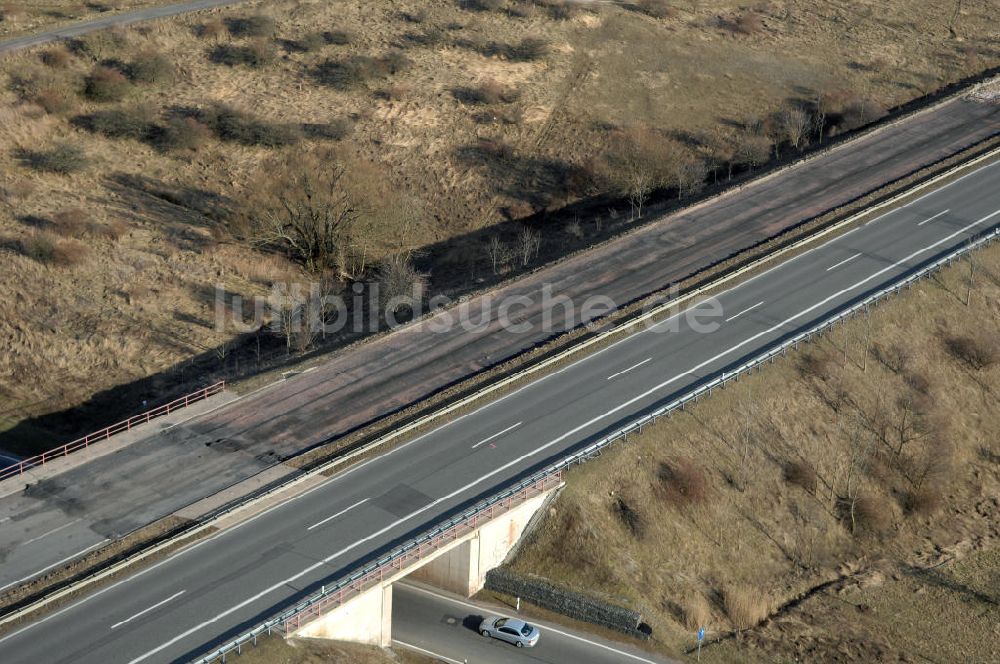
[392,583,672,664]
[0,0,242,54]
[0,149,996,664]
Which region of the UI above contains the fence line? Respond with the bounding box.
[0,382,226,483]
[195,225,999,664]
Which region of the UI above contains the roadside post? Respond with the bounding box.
[697,626,705,661]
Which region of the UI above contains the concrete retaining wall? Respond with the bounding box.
[484,568,650,639]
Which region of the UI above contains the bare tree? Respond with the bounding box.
[515,226,541,266]
[626,167,655,219]
[673,156,707,199]
[377,253,426,319]
[780,107,810,151]
[485,235,510,274]
[736,132,771,171]
[245,150,361,274]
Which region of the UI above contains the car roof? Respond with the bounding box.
[502,618,528,631]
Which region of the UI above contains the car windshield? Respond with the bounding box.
[521,623,533,636]
[495,618,508,628]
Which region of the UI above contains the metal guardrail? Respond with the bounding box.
[194,223,1000,663]
[0,382,226,482]
[196,472,563,662]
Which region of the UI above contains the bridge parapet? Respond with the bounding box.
[286,473,562,645]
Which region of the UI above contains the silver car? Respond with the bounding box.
[478,615,541,647]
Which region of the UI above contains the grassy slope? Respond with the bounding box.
[508,240,1000,662]
[1,0,998,447]
[218,635,432,664]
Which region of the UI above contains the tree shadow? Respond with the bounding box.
[101,172,231,252]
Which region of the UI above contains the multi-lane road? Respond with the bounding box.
[1,150,998,663]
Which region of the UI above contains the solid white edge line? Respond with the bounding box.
[917,209,950,226]
[397,584,661,664]
[471,422,523,449]
[724,301,764,322]
[391,639,465,664]
[0,538,108,594]
[110,590,185,630]
[122,206,1000,664]
[306,499,369,531]
[826,252,862,271]
[7,161,996,654]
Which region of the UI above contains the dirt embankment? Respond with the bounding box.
[509,240,1000,662]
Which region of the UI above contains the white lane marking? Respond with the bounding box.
[917,209,950,226]
[399,584,661,664]
[20,518,82,546]
[391,639,465,664]
[110,591,185,630]
[0,539,108,593]
[826,252,862,271]
[471,422,522,449]
[306,499,369,532]
[0,516,11,524]
[607,358,652,380]
[724,301,764,322]
[127,207,1000,664]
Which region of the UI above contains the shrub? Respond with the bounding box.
[199,104,301,147]
[40,47,72,68]
[20,143,88,174]
[461,0,504,11]
[226,14,276,38]
[72,107,152,140]
[209,40,276,68]
[51,207,91,236]
[83,66,131,101]
[944,334,998,370]
[35,86,76,114]
[681,592,711,631]
[656,458,707,507]
[734,11,763,35]
[842,494,892,535]
[291,32,327,53]
[197,17,227,39]
[149,116,211,151]
[322,29,352,45]
[507,36,548,61]
[18,233,88,266]
[796,351,830,379]
[783,460,817,493]
[18,232,57,263]
[612,496,645,538]
[313,52,411,89]
[453,80,519,105]
[723,585,770,630]
[636,0,677,19]
[127,49,174,83]
[903,485,943,516]
[301,118,353,140]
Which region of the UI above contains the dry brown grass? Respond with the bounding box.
[509,240,1000,661]
[221,635,432,664]
[0,0,998,453]
[723,584,772,631]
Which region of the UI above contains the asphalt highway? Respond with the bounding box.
[1,154,998,664]
[2,95,997,595]
[391,583,672,664]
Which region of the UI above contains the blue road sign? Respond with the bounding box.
[698,626,705,642]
